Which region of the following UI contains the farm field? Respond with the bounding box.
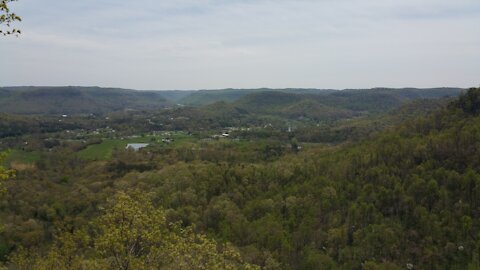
[77,132,195,160]
[5,150,41,165]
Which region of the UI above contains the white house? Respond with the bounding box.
[125,143,149,151]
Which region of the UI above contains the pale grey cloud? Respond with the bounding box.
[1,0,479,89]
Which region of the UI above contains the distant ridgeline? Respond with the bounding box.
[0,86,463,116]
[0,86,170,115]
[174,87,464,107]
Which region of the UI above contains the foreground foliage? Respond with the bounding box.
[8,192,258,270]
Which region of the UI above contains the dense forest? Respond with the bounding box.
[1,87,480,269]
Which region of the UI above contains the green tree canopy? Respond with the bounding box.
[8,192,260,270]
[0,152,14,194]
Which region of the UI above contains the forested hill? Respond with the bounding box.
[178,87,463,106]
[0,86,170,115]
[177,88,337,105]
[178,88,464,123]
[0,86,462,116]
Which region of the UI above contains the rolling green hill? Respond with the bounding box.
[178,87,462,106]
[178,88,340,105]
[178,88,273,105]
[219,87,464,121]
[0,86,463,122]
[0,86,170,115]
[140,87,464,133]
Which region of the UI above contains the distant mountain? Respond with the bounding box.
[224,87,464,121]
[178,89,270,105]
[322,87,465,112]
[155,88,464,130]
[178,88,339,105]
[178,87,463,106]
[0,86,464,116]
[0,86,170,115]
[235,91,304,109]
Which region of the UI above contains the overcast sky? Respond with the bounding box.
[1,0,479,90]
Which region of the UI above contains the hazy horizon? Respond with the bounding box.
[2,0,479,90]
[0,85,467,92]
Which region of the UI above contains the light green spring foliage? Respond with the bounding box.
[0,152,15,242]
[0,152,14,194]
[0,0,21,36]
[9,192,260,270]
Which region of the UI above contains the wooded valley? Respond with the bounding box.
[1,87,480,269]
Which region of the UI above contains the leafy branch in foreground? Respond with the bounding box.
[0,0,21,36]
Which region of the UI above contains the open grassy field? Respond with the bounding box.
[2,150,42,170]
[77,132,195,160]
[5,150,41,165]
[77,139,134,160]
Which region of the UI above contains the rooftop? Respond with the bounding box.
[125,143,149,151]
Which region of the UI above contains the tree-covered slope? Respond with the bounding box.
[0,86,462,118]
[178,88,275,105]
[178,87,462,107]
[178,88,343,106]
[0,86,170,115]
[150,89,480,268]
[224,87,463,121]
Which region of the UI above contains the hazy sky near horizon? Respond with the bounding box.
[1,0,479,90]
